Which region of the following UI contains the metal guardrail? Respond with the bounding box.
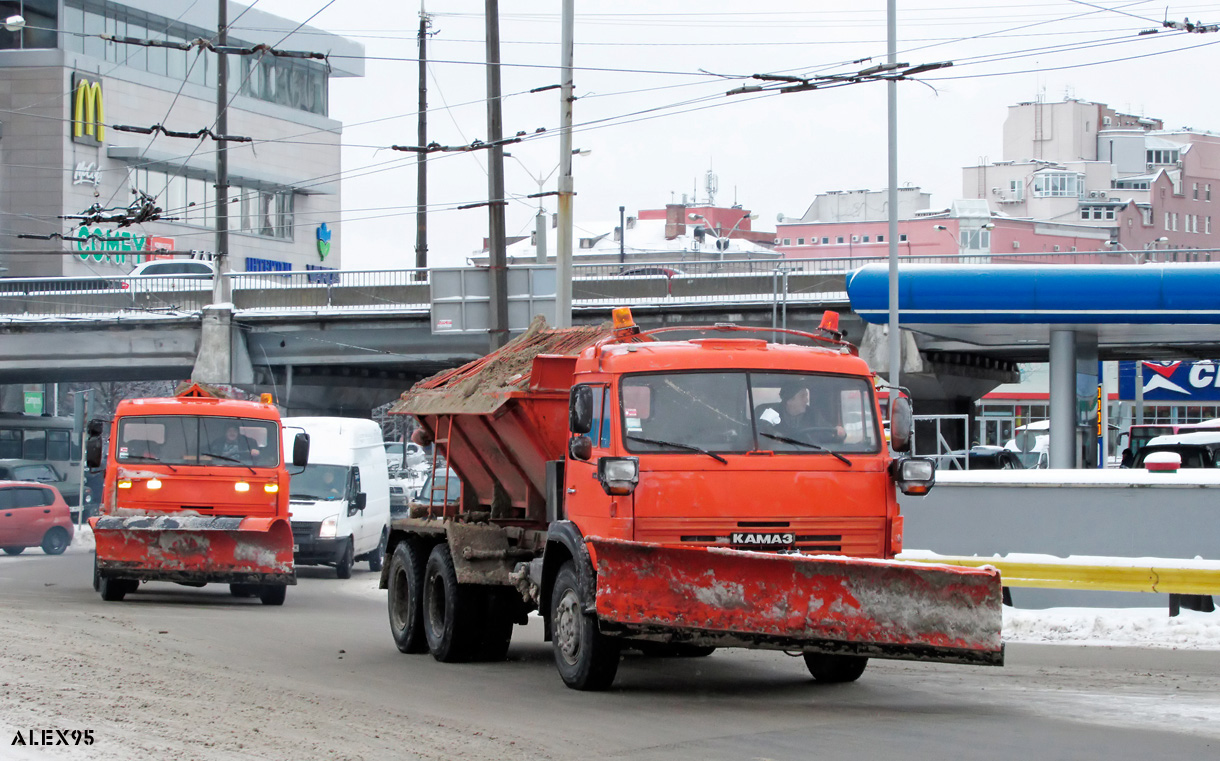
[899,552,1220,596]
[0,251,1181,319]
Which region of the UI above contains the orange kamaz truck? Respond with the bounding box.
[87,384,309,605]
[382,310,1003,690]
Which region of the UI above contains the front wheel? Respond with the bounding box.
[336,539,354,579]
[41,527,70,555]
[368,529,387,572]
[803,653,868,683]
[387,539,428,654]
[258,584,287,606]
[551,561,620,691]
[2,546,25,556]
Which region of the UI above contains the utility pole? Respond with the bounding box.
[885,0,900,391]
[415,3,430,272]
[213,0,231,305]
[619,205,625,264]
[485,0,509,348]
[555,0,575,328]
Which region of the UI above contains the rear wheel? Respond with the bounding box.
[2,546,25,556]
[387,539,428,654]
[98,575,134,602]
[258,584,287,606]
[473,588,516,662]
[803,653,868,683]
[422,543,479,662]
[551,561,620,691]
[336,539,354,579]
[41,527,69,556]
[368,529,387,572]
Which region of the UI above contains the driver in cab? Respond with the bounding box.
[757,381,845,443]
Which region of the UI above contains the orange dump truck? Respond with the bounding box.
[382,310,1003,690]
[87,384,310,605]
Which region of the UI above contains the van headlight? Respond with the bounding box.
[890,457,936,495]
[319,515,339,538]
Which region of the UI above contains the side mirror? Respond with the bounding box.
[350,492,367,515]
[292,432,310,467]
[569,385,593,434]
[85,435,104,469]
[889,396,914,453]
[568,435,593,461]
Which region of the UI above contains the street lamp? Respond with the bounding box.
[3,15,25,32]
[505,148,590,264]
[688,211,758,258]
[1105,240,1141,264]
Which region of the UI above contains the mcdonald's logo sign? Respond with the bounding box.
[71,74,104,144]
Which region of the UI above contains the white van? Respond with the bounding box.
[281,417,391,578]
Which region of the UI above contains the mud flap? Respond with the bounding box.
[93,515,296,585]
[589,538,1003,666]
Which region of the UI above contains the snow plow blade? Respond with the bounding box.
[590,538,1003,666]
[92,515,296,585]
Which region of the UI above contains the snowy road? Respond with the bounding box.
[1,541,1219,760]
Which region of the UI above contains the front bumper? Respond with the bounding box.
[290,521,347,565]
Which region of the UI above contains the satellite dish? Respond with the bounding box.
[776,213,786,223]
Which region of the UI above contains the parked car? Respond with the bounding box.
[0,459,88,511]
[937,446,1024,471]
[384,441,426,471]
[119,259,215,292]
[388,466,427,516]
[0,481,74,555]
[1133,431,1220,469]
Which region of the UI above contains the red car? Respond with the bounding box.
[0,481,74,555]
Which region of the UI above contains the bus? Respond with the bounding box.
[0,413,82,474]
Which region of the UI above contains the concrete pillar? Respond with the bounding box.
[1049,329,1076,468]
[191,305,254,386]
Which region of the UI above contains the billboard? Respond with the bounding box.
[1117,360,1220,401]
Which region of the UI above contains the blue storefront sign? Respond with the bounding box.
[1118,360,1220,401]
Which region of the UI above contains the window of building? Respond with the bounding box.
[0,1,58,50]
[877,235,885,243]
[1032,171,1084,198]
[1141,207,1153,225]
[960,230,990,250]
[61,1,328,116]
[1207,216,1212,234]
[782,238,790,246]
[821,237,829,245]
[1208,184,1213,202]
[1173,213,1179,231]
[899,234,908,242]
[1009,179,1025,201]
[1194,183,1199,200]
[1165,212,1171,231]
[836,236,844,244]
[1147,149,1180,165]
[796,238,804,245]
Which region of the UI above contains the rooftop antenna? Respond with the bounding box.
[705,168,718,207]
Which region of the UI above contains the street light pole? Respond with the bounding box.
[886,0,901,390]
[555,0,575,328]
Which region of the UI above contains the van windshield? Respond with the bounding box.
[289,464,350,501]
[620,371,880,455]
[116,416,279,467]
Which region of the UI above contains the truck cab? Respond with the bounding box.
[563,335,902,556]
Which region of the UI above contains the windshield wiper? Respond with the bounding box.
[760,432,852,466]
[124,454,176,472]
[200,451,256,474]
[627,435,728,464]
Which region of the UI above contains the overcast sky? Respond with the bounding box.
[248,1,1220,269]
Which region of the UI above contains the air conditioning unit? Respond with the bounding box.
[991,187,1001,195]
[1012,241,1020,250]
[1089,191,1100,198]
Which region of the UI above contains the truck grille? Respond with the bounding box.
[637,516,885,557]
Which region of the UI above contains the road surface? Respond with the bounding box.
[2,548,1218,760]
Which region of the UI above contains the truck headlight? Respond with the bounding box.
[319,515,339,538]
[597,457,639,496]
[891,457,936,495]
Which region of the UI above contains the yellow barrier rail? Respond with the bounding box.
[897,553,1220,595]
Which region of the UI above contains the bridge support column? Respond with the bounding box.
[192,305,254,386]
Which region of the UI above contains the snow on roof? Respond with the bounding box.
[503,216,776,261]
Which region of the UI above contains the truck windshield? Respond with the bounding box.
[115,416,280,467]
[620,371,880,455]
[288,464,350,501]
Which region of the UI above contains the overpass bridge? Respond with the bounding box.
[0,254,1079,414]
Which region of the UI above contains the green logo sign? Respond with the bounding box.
[23,391,43,416]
